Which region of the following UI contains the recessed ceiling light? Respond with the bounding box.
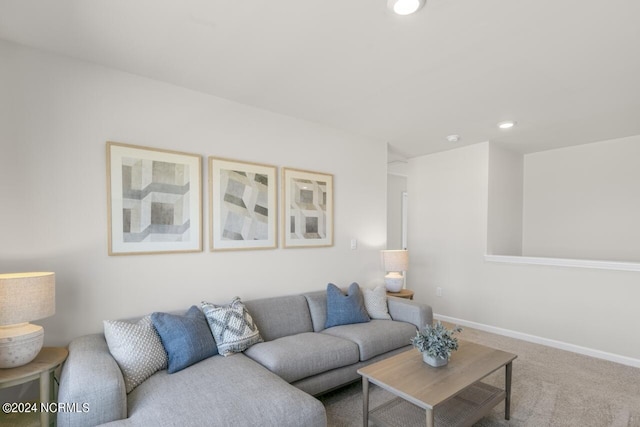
[387,0,426,15]
[446,135,461,143]
[497,121,516,129]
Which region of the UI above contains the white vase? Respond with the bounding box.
[422,352,448,367]
[384,274,404,292]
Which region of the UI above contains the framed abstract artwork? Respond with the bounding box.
[209,157,277,251]
[106,142,202,255]
[282,168,333,248]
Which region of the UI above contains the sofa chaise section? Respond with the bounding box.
[58,334,325,427]
[101,353,325,427]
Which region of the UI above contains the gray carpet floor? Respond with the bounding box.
[319,324,640,426]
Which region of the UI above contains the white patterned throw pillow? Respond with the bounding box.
[201,297,262,356]
[103,315,168,393]
[362,286,392,320]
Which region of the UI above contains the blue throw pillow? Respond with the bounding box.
[151,306,218,373]
[325,282,371,329]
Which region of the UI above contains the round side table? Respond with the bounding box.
[0,347,68,427]
[386,289,415,300]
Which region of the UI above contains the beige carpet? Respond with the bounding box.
[319,324,640,426]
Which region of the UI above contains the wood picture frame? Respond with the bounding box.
[106,141,202,255]
[282,168,333,248]
[209,157,277,251]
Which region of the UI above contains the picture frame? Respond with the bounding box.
[209,157,277,251]
[282,168,334,248]
[106,142,202,255]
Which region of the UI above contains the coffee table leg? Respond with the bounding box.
[505,361,513,420]
[362,377,369,427]
[426,408,434,427]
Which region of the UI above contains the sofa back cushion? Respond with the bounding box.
[303,291,327,332]
[243,295,313,341]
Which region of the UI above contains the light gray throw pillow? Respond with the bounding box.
[103,315,168,393]
[362,286,392,320]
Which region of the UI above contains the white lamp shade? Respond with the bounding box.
[382,250,409,272]
[0,272,55,325]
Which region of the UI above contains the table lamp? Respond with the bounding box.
[0,272,55,368]
[382,250,408,292]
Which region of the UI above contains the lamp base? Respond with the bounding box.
[0,323,44,368]
[384,272,404,293]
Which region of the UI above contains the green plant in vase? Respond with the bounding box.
[411,321,462,367]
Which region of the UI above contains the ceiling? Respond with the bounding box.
[1,0,639,160]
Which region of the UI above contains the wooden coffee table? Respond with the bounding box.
[357,341,516,427]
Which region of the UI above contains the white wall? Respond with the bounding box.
[0,40,388,346]
[407,143,490,321]
[408,142,640,361]
[386,174,406,250]
[487,143,523,256]
[523,135,640,262]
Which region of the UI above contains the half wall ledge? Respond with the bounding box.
[484,255,640,273]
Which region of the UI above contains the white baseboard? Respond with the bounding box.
[434,314,640,369]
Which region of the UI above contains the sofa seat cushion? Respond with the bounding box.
[321,320,417,361]
[106,353,326,427]
[243,332,359,383]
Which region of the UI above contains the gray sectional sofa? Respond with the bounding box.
[58,290,432,427]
